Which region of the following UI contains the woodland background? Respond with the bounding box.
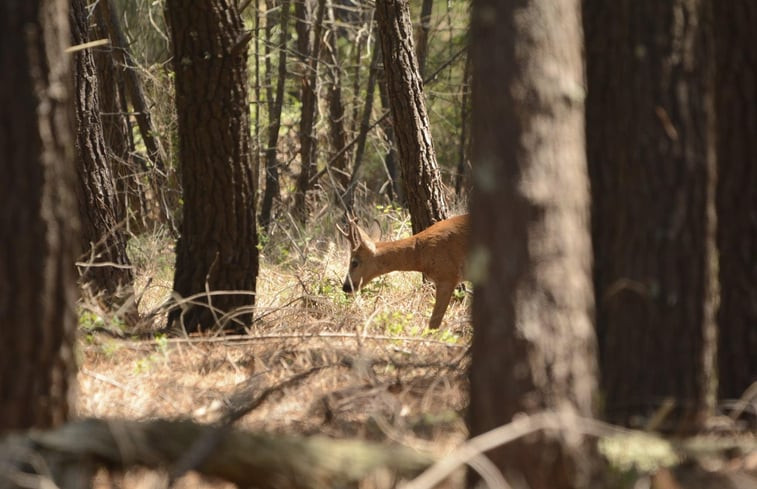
[0,1,755,488]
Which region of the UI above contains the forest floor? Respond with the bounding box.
[77,208,473,488]
[74,209,756,489]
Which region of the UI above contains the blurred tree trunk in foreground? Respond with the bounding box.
[375,0,447,233]
[71,0,136,316]
[166,0,259,333]
[468,0,598,488]
[711,1,757,402]
[0,0,78,431]
[584,0,717,431]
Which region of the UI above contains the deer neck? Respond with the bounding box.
[374,237,421,275]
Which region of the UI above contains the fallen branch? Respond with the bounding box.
[0,419,432,489]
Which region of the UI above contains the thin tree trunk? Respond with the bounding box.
[345,34,381,209]
[71,0,136,314]
[415,0,434,77]
[454,50,471,198]
[293,0,326,222]
[0,0,78,431]
[259,0,291,230]
[91,5,148,235]
[324,0,350,196]
[96,0,175,233]
[377,72,402,203]
[252,0,262,201]
[97,0,167,174]
[469,1,598,487]
[375,0,447,233]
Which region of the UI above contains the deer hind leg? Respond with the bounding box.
[428,281,456,329]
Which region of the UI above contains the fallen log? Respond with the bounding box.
[0,418,433,489]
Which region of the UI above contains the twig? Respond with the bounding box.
[84,331,468,350]
[170,364,337,481]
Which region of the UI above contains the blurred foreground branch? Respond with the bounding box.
[0,418,432,489]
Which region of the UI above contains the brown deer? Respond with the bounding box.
[342,214,470,329]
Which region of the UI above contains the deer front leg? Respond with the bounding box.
[428,281,456,329]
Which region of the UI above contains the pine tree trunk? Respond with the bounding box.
[454,51,471,198]
[90,8,141,233]
[324,3,350,196]
[345,35,381,209]
[166,0,259,333]
[712,1,757,401]
[259,0,291,230]
[377,68,403,203]
[96,0,175,233]
[584,0,717,430]
[0,0,78,431]
[375,0,447,233]
[293,0,326,222]
[415,0,434,77]
[71,0,135,312]
[469,1,598,487]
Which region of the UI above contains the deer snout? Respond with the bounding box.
[342,280,355,293]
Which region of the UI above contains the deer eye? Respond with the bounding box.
[350,259,358,269]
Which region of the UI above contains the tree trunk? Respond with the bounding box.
[468,1,598,487]
[375,0,447,234]
[259,0,291,230]
[97,0,168,175]
[345,34,381,209]
[0,0,78,431]
[584,0,717,430]
[90,6,145,234]
[415,0,434,77]
[324,1,350,196]
[454,51,471,199]
[96,0,175,234]
[293,0,326,222]
[711,1,757,401]
[166,0,259,333]
[71,0,136,314]
[377,67,403,203]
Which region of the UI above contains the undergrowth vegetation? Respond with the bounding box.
[77,204,473,488]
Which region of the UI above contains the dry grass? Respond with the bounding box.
[76,206,472,488]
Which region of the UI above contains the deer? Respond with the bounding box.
[341,214,470,329]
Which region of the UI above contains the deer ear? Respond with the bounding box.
[348,222,376,254]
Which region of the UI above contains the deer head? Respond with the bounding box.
[341,219,379,293]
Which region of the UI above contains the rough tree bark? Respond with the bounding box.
[259,0,291,230]
[711,1,757,402]
[584,0,717,430]
[90,6,143,233]
[375,0,447,234]
[71,0,135,312]
[0,0,78,431]
[166,1,259,333]
[468,0,598,488]
[95,0,173,233]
